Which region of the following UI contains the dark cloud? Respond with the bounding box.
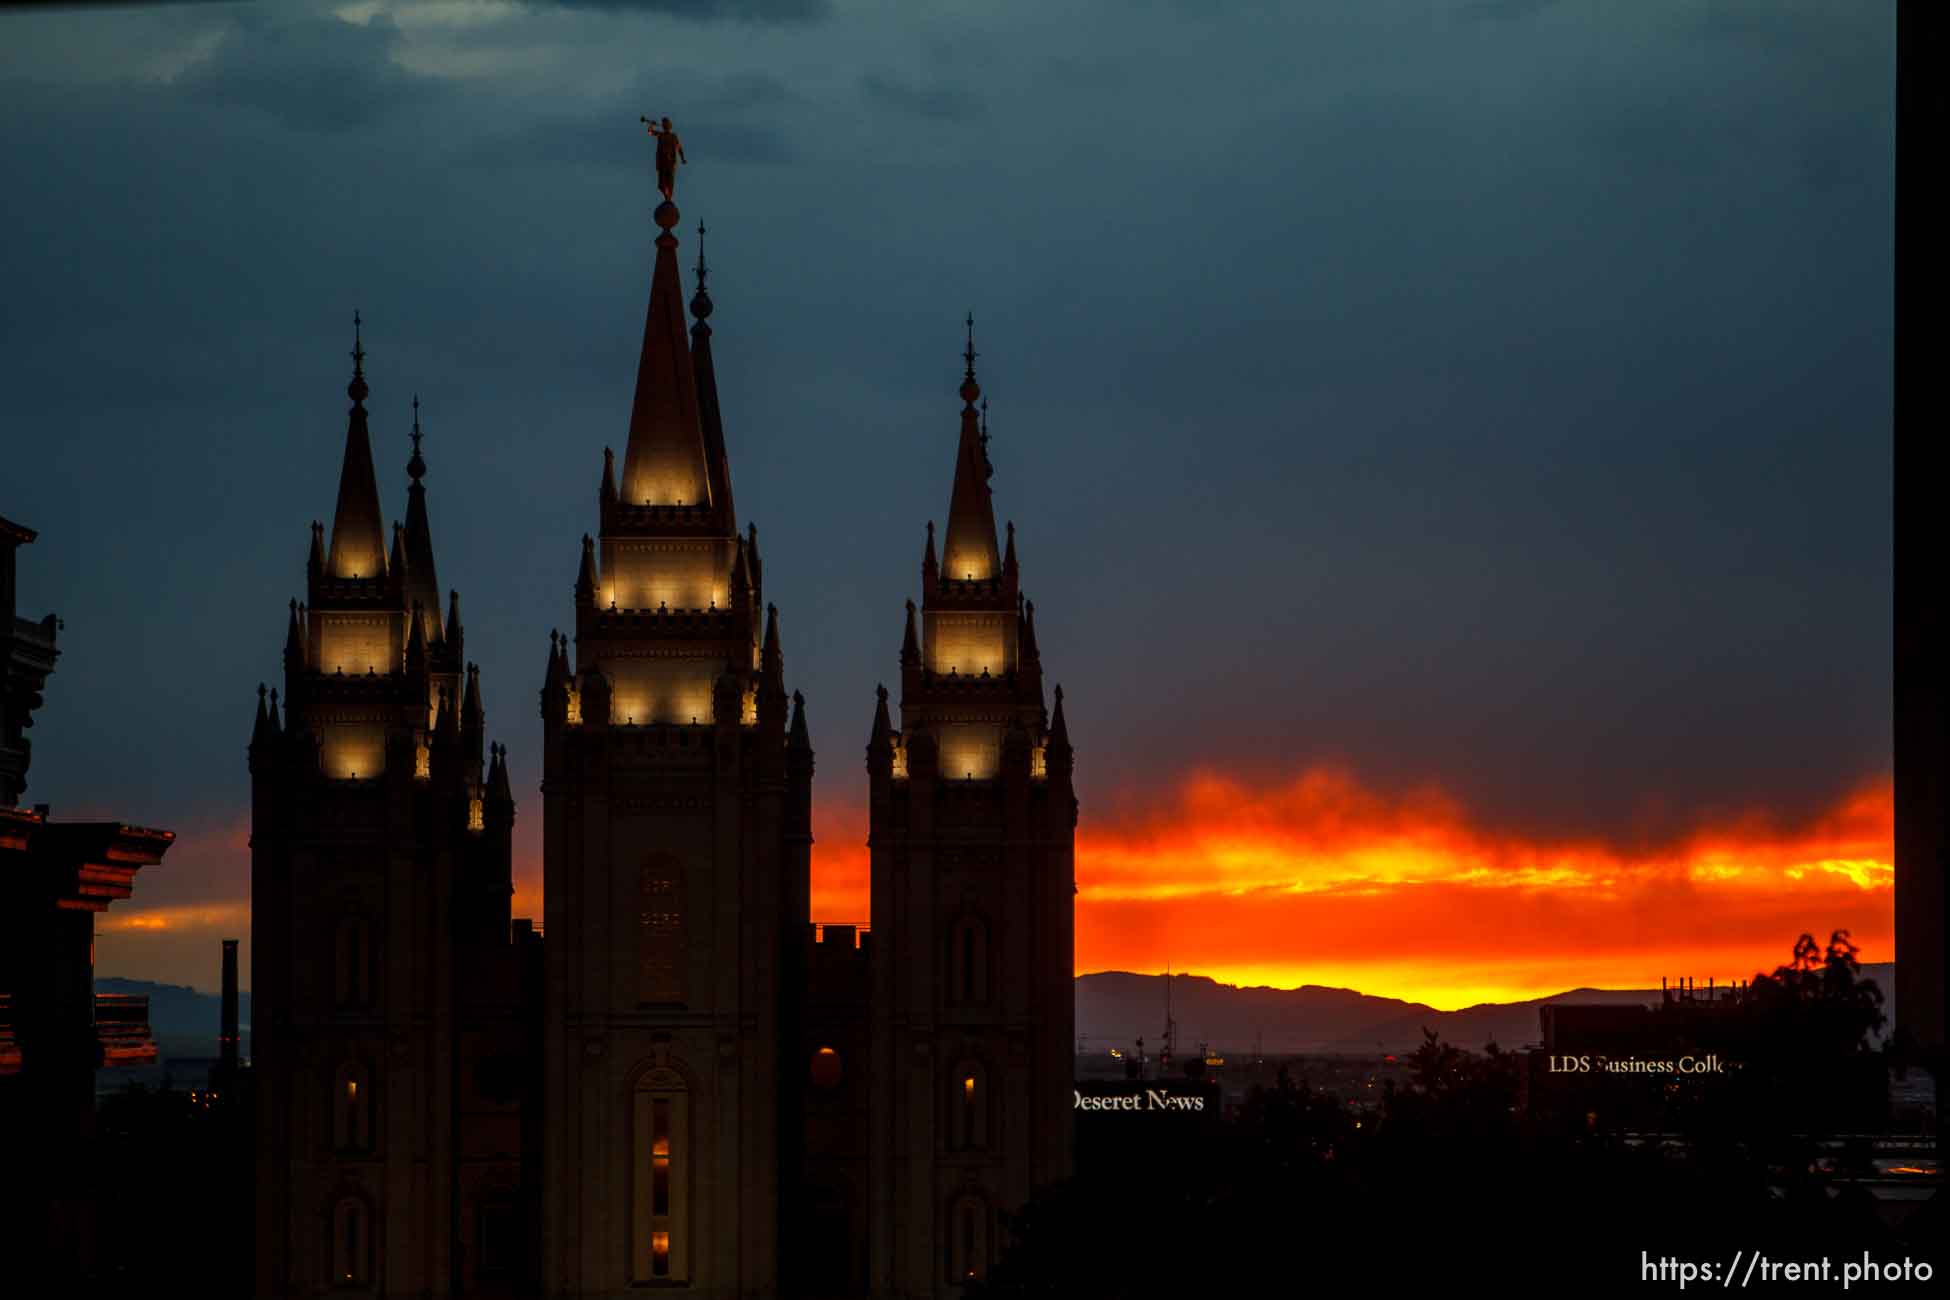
[859,70,980,123]
[460,72,798,170]
[0,0,1895,986]
[1457,0,1563,21]
[174,11,439,134]
[529,0,831,21]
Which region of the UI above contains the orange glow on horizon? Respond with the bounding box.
[801,766,1892,1010]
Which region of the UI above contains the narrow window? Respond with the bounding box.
[634,1071,689,1282]
[332,1197,370,1286]
[652,1099,671,1216]
[334,1063,371,1153]
[945,1194,989,1284]
[950,1062,988,1151]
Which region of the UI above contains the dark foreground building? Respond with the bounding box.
[1,514,175,1281]
[252,198,1076,1298]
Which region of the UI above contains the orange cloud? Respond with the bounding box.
[221,766,1888,1012]
[807,767,1893,1010]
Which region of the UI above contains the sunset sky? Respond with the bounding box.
[2,0,1893,1009]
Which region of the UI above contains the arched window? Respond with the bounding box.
[946,914,990,1007]
[633,1067,690,1282]
[639,855,688,1004]
[948,1060,989,1151]
[333,1062,372,1154]
[331,1196,372,1287]
[944,1192,990,1285]
[810,1045,843,1091]
[334,916,374,1009]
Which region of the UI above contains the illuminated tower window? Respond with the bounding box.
[468,796,485,832]
[810,1045,843,1090]
[333,1062,372,1154]
[634,1069,689,1282]
[950,1061,988,1151]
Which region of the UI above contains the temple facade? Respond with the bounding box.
[860,329,1077,1297]
[537,200,813,1296]
[249,331,536,1298]
[252,195,1075,1300]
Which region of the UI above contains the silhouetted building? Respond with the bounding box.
[249,335,535,1297]
[1895,0,1946,1096]
[216,937,241,1092]
[1521,979,1886,1132]
[0,514,175,1281]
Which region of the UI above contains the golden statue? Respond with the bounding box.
[640,115,687,201]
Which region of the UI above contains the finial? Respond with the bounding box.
[348,310,369,405]
[690,220,714,321]
[959,313,980,407]
[408,394,426,481]
[981,396,989,437]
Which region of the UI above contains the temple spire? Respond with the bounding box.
[762,602,782,679]
[901,598,920,667]
[406,601,428,672]
[690,220,737,530]
[327,311,389,580]
[619,204,711,508]
[941,314,1000,582]
[388,522,407,589]
[284,599,306,670]
[576,534,599,605]
[402,394,443,642]
[788,689,811,752]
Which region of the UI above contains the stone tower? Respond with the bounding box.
[538,202,813,1297]
[251,323,532,1297]
[865,322,1077,1296]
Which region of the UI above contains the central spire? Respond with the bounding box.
[619,203,712,509]
[327,310,388,580]
[941,313,1000,582]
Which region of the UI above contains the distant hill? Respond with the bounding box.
[93,963,1897,1062]
[1076,964,1897,1056]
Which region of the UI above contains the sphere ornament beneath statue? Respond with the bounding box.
[655,201,680,231]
